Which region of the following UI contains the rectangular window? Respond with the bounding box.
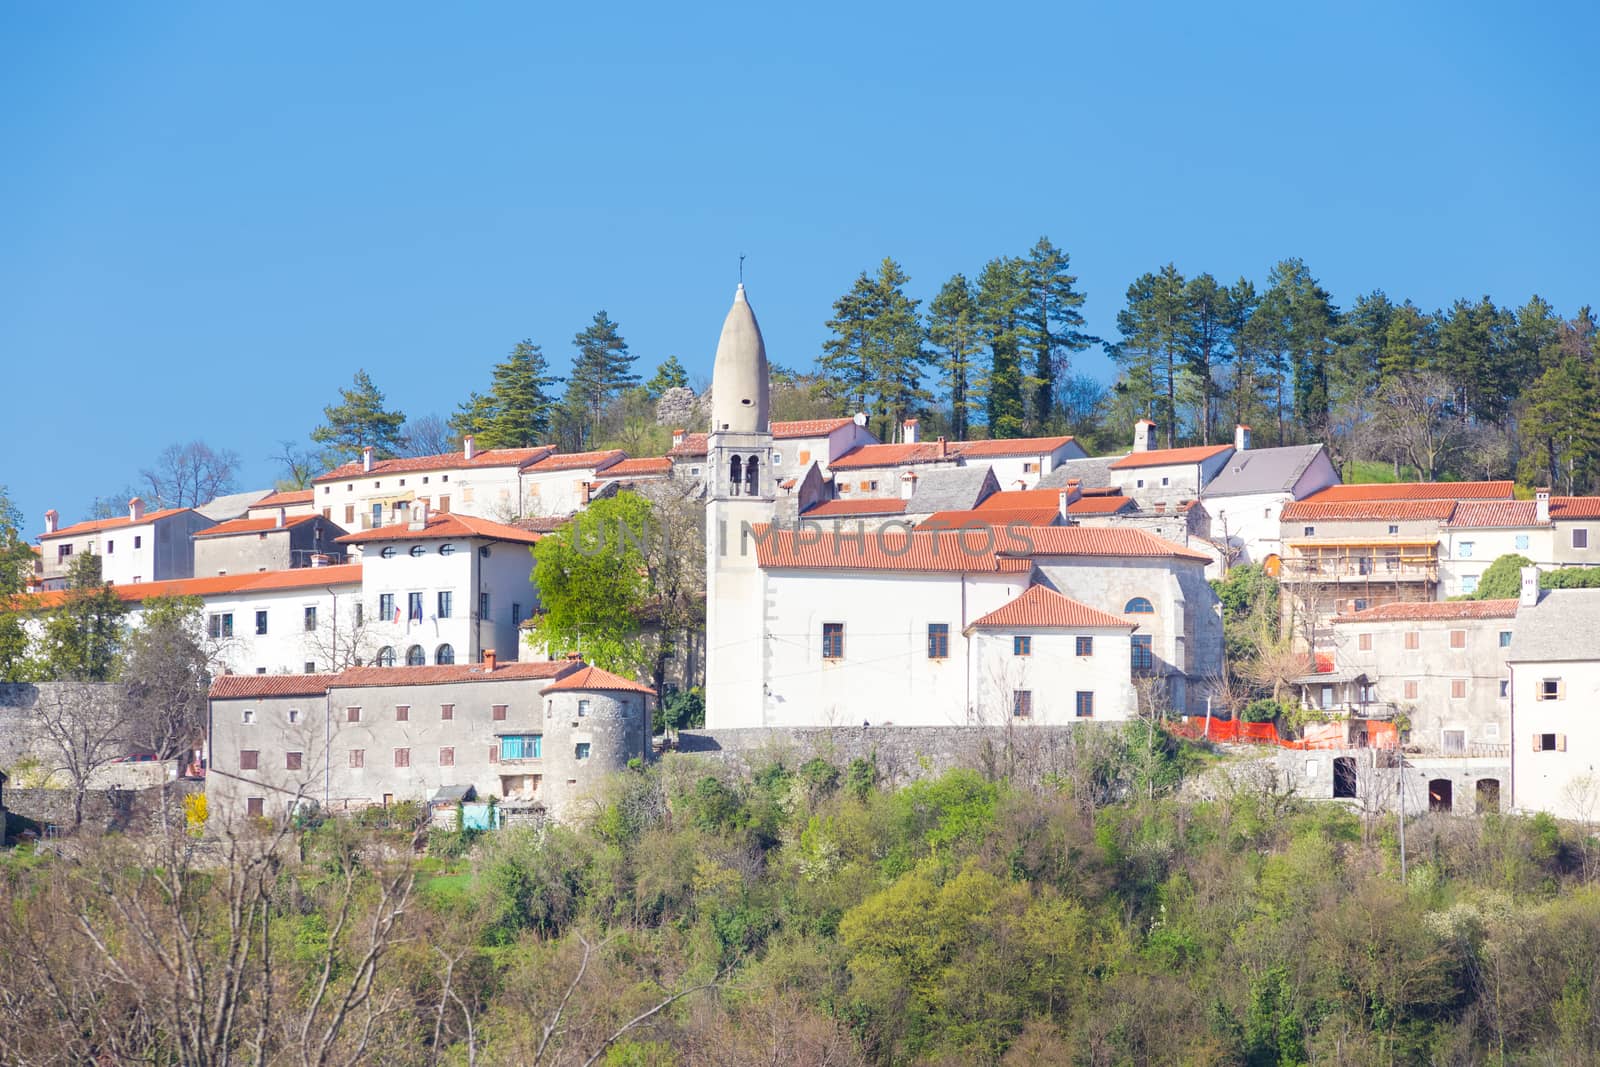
[1451,679,1467,699]
[1541,678,1562,700]
[1499,679,1509,698]
[1303,526,1315,536]
[58,544,72,561]
[1535,733,1566,752]
[439,747,454,767]
[346,706,362,722]
[355,602,363,626]
[438,495,450,513]
[105,539,114,554]
[208,613,234,638]
[927,623,950,659]
[1449,629,1466,649]
[1443,730,1465,754]
[239,750,259,771]
[1022,462,1036,473]
[371,503,383,527]
[1075,691,1095,718]
[577,699,591,717]
[1404,631,1420,650]
[241,707,255,724]
[287,708,300,724]
[822,622,844,659]
[1575,529,1590,550]
[1012,690,1032,718]
[437,590,453,618]
[134,535,141,549]
[492,704,508,721]
[394,748,410,768]
[1499,631,1512,648]
[304,605,317,631]
[1462,576,1479,594]
[1013,635,1032,657]
[246,797,264,818]
[1459,541,1474,559]
[286,751,303,770]
[408,592,423,621]
[379,593,395,621]
[1388,524,1399,535]
[512,602,524,626]
[479,592,490,620]
[499,734,542,760]
[440,703,454,720]
[344,504,355,524]
[254,610,268,635]
[1131,634,1154,670]
[1358,633,1372,651]
[1515,534,1530,550]
[488,745,498,763]
[395,704,409,722]
[1075,635,1093,656]
[304,661,315,673]
[575,742,592,760]
[1403,680,1419,700]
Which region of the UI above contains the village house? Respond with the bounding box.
[36,498,216,589]
[205,657,653,824]
[1199,430,1338,574]
[311,437,557,529]
[246,488,319,520]
[1508,581,1600,822]
[1103,420,1234,509]
[192,509,348,575]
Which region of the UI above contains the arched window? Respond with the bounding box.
[728,454,743,496]
[405,645,425,666]
[1123,597,1154,614]
[435,643,455,665]
[745,455,760,496]
[375,646,396,667]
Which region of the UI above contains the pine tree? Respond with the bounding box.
[1379,301,1434,382]
[1331,290,1393,410]
[644,355,689,400]
[1111,265,1187,446]
[448,391,496,441]
[819,272,875,417]
[976,257,1029,438]
[1436,297,1513,422]
[1509,296,1564,377]
[1518,354,1600,493]
[818,259,928,440]
[37,553,126,682]
[927,274,982,441]
[310,370,407,461]
[564,311,637,448]
[479,341,561,449]
[1224,278,1265,432]
[1021,237,1095,430]
[1179,273,1231,444]
[1263,259,1336,444]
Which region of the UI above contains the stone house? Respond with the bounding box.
[192,510,348,575]
[1508,585,1600,821]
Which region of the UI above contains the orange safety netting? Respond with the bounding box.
[1169,716,1378,751]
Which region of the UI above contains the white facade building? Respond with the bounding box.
[36,499,214,589]
[311,439,556,529]
[1509,583,1600,821]
[1199,431,1338,574]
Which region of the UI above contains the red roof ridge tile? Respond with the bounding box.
[969,585,1136,631]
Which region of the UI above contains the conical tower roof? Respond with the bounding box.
[710,283,769,434]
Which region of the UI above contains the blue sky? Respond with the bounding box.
[3,2,1596,531]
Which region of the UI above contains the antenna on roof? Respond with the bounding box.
[739,253,746,284]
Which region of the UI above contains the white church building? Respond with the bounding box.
[701,285,1225,729]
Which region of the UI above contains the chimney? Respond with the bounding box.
[936,435,948,459]
[128,497,144,522]
[902,418,920,444]
[1536,487,1551,524]
[1520,565,1540,608]
[1063,478,1082,503]
[483,650,497,672]
[463,434,476,461]
[1058,491,1070,522]
[672,428,687,448]
[1133,419,1156,453]
[362,446,374,473]
[275,507,286,529]
[409,500,429,531]
[900,471,917,500]
[853,411,868,428]
[44,509,58,535]
[1234,424,1251,451]
[564,651,583,661]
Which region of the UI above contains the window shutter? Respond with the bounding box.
[1533,734,1544,751]
[1557,734,1568,752]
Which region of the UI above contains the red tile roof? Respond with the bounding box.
[1006,526,1213,562]
[336,513,542,545]
[802,498,909,518]
[951,436,1077,458]
[773,417,855,438]
[541,663,656,694]
[209,659,580,698]
[1300,481,1513,503]
[667,432,708,458]
[919,507,1062,530]
[830,435,1081,471]
[313,446,556,483]
[526,449,626,473]
[755,522,1208,572]
[1445,501,1538,528]
[1281,500,1457,522]
[1552,497,1600,519]
[247,489,315,510]
[973,488,1064,511]
[1333,599,1520,623]
[597,457,673,478]
[42,507,193,540]
[1069,495,1138,515]
[210,674,339,698]
[194,515,320,538]
[1107,445,1232,470]
[16,564,364,611]
[969,585,1135,630]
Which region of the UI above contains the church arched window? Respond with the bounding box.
[729,454,743,497]
[745,455,760,496]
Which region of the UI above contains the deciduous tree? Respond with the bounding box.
[139,440,241,509]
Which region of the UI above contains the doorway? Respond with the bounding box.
[1476,778,1501,814]
[1333,757,1358,799]
[1428,778,1453,813]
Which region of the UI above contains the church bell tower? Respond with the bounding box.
[703,283,774,728]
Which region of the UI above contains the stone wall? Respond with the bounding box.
[4,780,202,838]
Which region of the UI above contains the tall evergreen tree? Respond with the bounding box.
[818,259,928,440]
[1020,237,1095,429]
[644,355,689,400]
[1517,354,1600,493]
[36,553,126,682]
[1110,264,1187,446]
[976,257,1030,438]
[448,391,496,442]
[1179,273,1231,444]
[819,272,875,417]
[1509,296,1564,377]
[564,311,637,448]
[1379,301,1435,382]
[926,274,983,441]
[1436,296,1513,422]
[1331,290,1393,409]
[310,370,407,461]
[478,340,561,449]
[1263,259,1336,443]
[1223,279,1265,432]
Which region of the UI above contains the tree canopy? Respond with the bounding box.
[311,369,407,461]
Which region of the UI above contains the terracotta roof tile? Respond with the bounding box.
[1068,495,1138,515]
[756,522,1207,572]
[1107,445,1233,470]
[526,449,626,473]
[541,663,656,694]
[15,564,364,611]
[1445,501,1539,528]
[1552,497,1600,519]
[1300,481,1513,503]
[1333,599,1520,623]
[210,674,339,699]
[773,417,855,438]
[336,513,542,545]
[313,446,556,483]
[1281,500,1457,521]
[969,585,1135,630]
[597,457,672,478]
[919,507,1062,530]
[194,515,321,538]
[802,499,908,518]
[42,507,194,540]
[331,661,577,689]
[1005,526,1213,562]
[950,436,1077,458]
[247,489,315,510]
[973,488,1065,511]
[667,432,708,458]
[829,442,955,469]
